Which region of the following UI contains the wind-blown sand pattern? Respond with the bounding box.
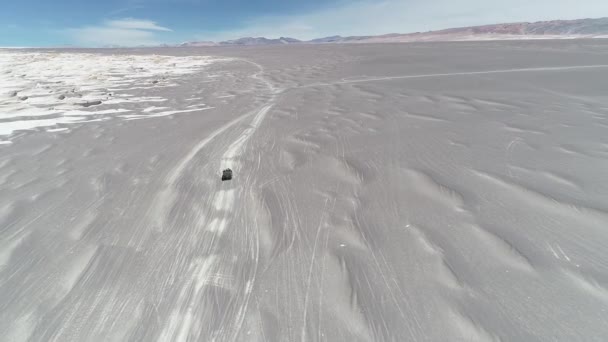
[1,40,608,341]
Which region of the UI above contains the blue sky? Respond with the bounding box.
[2,0,608,47]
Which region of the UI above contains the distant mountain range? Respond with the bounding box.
[180,17,608,47]
[178,37,301,47]
[219,37,302,45]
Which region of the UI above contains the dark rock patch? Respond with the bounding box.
[80,100,102,107]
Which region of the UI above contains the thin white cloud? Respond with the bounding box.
[66,18,171,47]
[105,18,172,32]
[199,0,608,41]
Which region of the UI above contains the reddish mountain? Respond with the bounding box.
[180,18,608,46]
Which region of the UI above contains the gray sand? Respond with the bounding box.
[1,40,608,341]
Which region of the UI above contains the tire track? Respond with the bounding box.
[294,64,608,89]
[157,59,278,342]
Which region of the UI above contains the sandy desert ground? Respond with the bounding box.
[1,40,608,341]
